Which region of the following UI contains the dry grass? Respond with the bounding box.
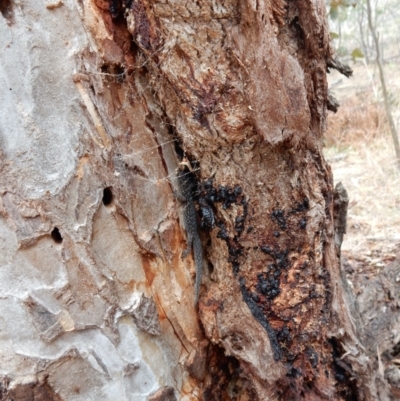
[325,96,388,148]
[324,65,400,268]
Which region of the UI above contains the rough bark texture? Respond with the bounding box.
[0,0,383,400]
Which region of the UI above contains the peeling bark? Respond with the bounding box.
[0,0,386,400]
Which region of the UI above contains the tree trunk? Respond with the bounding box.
[365,0,400,169]
[358,4,370,65]
[0,0,387,400]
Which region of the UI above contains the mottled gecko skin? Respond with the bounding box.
[176,166,203,304]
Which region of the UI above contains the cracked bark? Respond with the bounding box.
[0,0,388,400]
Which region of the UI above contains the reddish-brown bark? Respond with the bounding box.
[85,0,382,399]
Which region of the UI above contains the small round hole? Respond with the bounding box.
[51,227,63,243]
[102,187,113,206]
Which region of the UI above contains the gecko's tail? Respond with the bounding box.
[193,237,203,306]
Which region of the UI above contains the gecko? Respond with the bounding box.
[175,164,203,304]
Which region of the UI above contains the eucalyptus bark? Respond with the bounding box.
[0,0,386,400]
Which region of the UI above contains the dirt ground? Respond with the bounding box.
[325,61,400,396]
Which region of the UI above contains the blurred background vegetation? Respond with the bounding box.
[323,0,400,270]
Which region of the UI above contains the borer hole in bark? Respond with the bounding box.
[51,228,63,243]
[102,187,113,206]
[0,0,14,23]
